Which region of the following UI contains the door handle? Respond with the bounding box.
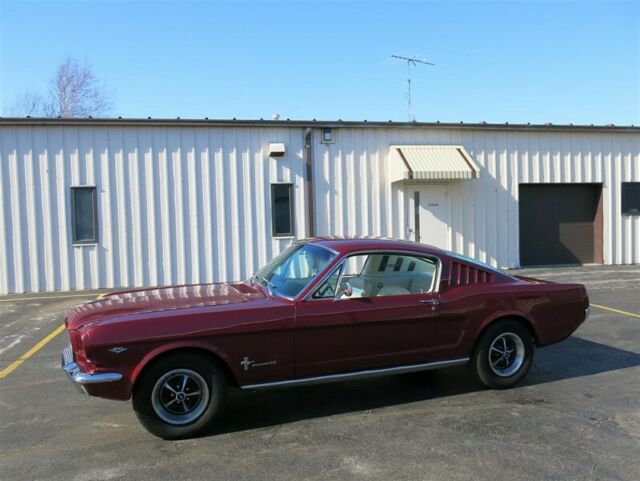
[419,299,440,306]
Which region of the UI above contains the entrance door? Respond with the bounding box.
[415,186,448,249]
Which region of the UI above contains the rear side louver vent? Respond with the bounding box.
[450,262,494,286]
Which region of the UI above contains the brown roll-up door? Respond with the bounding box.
[519,184,603,266]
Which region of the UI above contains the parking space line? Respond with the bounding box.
[0,293,102,303]
[0,323,66,379]
[591,303,640,319]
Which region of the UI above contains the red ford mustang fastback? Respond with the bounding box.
[61,238,590,439]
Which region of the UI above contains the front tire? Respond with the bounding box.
[132,353,226,439]
[471,319,534,389]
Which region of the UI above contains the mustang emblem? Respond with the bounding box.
[241,357,276,371]
[240,356,254,371]
[108,347,127,354]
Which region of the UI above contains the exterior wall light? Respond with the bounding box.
[269,142,286,157]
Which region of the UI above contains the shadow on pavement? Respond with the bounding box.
[209,336,640,437]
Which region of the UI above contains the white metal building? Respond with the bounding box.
[0,118,639,294]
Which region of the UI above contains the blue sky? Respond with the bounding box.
[1,0,638,124]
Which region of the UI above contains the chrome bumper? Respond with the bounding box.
[61,345,122,394]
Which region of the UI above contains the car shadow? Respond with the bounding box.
[208,336,640,437]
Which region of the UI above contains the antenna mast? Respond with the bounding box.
[391,54,434,121]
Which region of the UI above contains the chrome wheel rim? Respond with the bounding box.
[488,332,525,377]
[151,369,210,425]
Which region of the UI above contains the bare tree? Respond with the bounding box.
[9,90,47,117]
[8,58,113,117]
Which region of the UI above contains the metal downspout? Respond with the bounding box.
[304,128,315,237]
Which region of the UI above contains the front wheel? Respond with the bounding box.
[132,353,227,439]
[471,319,535,389]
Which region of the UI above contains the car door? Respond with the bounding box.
[293,252,445,379]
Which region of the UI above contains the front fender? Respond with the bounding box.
[129,340,236,391]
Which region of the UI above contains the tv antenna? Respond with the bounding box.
[391,54,434,121]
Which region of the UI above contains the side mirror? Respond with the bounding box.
[341,281,353,297]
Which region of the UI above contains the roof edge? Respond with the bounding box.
[0,117,638,133]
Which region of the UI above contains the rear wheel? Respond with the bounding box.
[471,319,534,389]
[132,353,226,439]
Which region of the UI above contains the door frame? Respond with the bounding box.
[293,249,445,378]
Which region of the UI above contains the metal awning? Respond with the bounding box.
[389,145,480,183]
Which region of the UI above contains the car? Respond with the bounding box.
[61,238,590,439]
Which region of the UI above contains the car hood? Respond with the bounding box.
[65,281,266,331]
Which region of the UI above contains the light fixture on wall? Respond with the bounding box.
[322,128,333,143]
[269,142,286,157]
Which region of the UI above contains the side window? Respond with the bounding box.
[312,254,369,299]
[313,264,343,299]
[622,182,640,215]
[343,255,368,277]
[360,254,438,297]
[312,253,439,299]
[338,254,369,298]
[271,183,294,236]
[71,186,98,244]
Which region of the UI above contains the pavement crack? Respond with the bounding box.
[264,424,283,446]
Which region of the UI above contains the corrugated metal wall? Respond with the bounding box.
[1,123,639,294]
[0,125,307,294]
[313,127,640,268]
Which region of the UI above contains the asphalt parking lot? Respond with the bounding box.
[1,266,639,481]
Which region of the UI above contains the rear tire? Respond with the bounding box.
[132,353,226,439]
[471,319,534,389]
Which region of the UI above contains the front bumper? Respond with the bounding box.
[61,345,123,395]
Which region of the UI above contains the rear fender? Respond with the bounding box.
[476,310,539,344]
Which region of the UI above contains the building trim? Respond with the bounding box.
[1,117,639,133]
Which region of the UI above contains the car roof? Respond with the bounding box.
[303,237,449,257]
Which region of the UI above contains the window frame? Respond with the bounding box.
[621,182,640,216]
[271,183,295,237]
[70,186,99,245]
[311,263,345,299]
[305,250,442,301]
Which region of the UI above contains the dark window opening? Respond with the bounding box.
[622,183,640,215]
[378,255,389,271]
[71,187,98,244]
[271,184,294,236]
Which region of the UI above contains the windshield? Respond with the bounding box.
[252,243,337,299]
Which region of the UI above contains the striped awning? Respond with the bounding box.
[389,145,480,183]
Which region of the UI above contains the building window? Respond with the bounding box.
[622,183,640,215]
[271,183,294,236]
[71,187,98,244]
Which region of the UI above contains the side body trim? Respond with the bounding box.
[240,357,469,390]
